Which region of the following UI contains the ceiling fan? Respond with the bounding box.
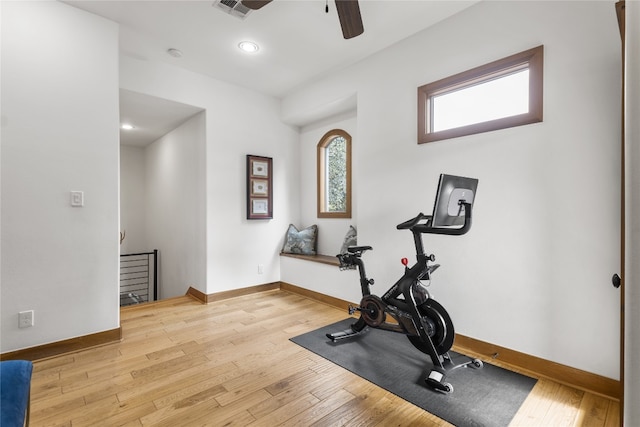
[241,0,364,39]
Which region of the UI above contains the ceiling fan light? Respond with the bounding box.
[238,41,259,53]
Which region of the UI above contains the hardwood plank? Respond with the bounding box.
[343,394,401,426]
[245,392,320,426]
[215,354,317,407]
[26,291,620,426]
[540,384,584,426]
[278,388,355,426]
[604,399,621,427]
[192,410,256,427]
[248,368,341,420]
[509,379,561,426]
[130,352,210,381]
[158,390,271,427]
[30,394,86,425]
[311,381,392,427]
[122,361,234,403]
[375,397,449,427]
[574,392,610,427]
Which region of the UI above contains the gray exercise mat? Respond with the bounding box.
[290,318,537,427]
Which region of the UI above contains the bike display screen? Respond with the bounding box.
[431,174,478,228]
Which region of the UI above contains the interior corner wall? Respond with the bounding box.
[282,1,621,380]
[120,145,147,254]
[1,2,119,352]
[300,112,358,256]
[144,112,206,299]
[119,55,300,296]
[280,111,362,302]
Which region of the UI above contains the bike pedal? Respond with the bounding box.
[348,305,360,315]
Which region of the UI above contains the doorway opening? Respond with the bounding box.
[119,89,205,305]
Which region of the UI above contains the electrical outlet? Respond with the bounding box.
[18,310,34,328]
[70,191,84,207]
[258,264,264,274]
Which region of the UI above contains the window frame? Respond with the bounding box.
[418,45,544,144]
[317,129,352,219]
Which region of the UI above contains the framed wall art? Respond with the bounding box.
[247,155,273,219]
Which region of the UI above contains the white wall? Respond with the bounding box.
[120,56,300,295]
[145,112,206,299]
[120,145,146,254]
[1,2,119,352]
[282,1,621,379]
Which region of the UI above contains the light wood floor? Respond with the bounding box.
[29,290,620,426]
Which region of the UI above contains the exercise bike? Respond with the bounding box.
[327,174,482,394]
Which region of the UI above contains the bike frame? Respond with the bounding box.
[341,203,472,369]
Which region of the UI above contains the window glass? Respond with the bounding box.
[432,68,529,132]
[325,136,348,212]
[317,130,351,218]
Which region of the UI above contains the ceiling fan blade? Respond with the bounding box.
[335,0,364,39]
[241,0,272,10]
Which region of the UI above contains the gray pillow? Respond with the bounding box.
[340,225,357,254]
[282,224,318,255]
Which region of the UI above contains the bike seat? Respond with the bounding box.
[347,245,373,254]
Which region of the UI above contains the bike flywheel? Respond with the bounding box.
[407,298,455,356]
[359,295,386,327]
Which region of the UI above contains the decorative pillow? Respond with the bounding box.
[339,225,357,254]
[282,224,318,255]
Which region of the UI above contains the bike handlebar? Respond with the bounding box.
[396,202,473,236]
[396,213,430,230]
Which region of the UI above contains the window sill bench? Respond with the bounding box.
[279,252,339,267]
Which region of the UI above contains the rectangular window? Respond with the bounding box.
[418,45,543,144]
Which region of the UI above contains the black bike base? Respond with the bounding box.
[326,319,483,394]
[326,326,369,341]
[426,366,454,393]
[424,354,484,394]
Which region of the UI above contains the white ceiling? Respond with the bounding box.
[64,0,479,146]
[119,89,204,147]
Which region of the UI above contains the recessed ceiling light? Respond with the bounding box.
[238,41,259,53]
[167,48,183,58]
[121,124,135,130]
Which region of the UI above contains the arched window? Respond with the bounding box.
[317,129,352,218]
